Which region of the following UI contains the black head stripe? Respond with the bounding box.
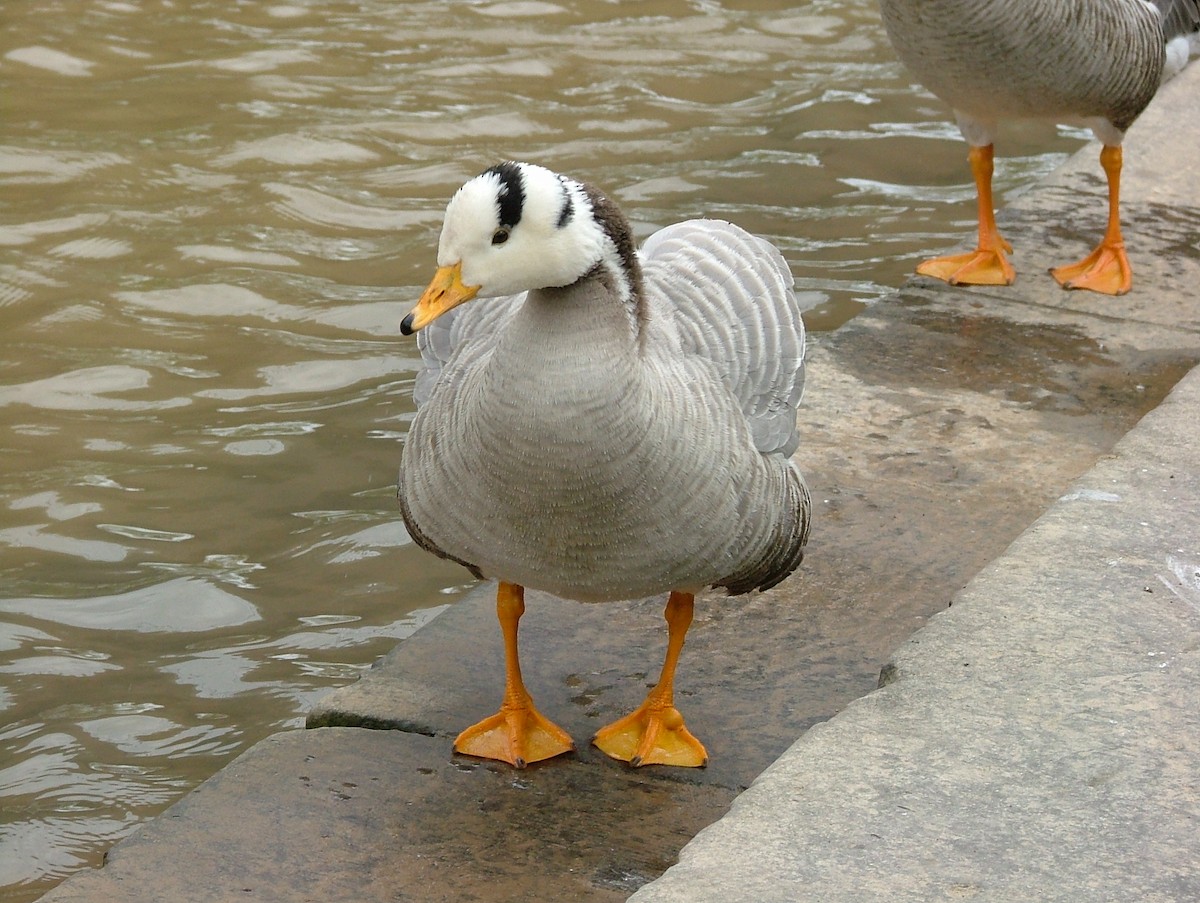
[555,174,575,229]
[580,181,643,303]
[483,162,525,230]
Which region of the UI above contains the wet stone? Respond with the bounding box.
[37,728,735,903]
[308,587,851,794]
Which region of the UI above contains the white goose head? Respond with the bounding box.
[401,162,640,335]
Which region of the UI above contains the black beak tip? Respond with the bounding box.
[400,314,415,336]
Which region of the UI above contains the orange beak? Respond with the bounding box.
[400,262,481,335]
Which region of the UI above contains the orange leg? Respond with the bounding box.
[917,144,1016,287]
[1050,144,1132,295]
[454,582,574,768]
[593,591,708,768]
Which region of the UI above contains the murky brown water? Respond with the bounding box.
[0,0,1086,898]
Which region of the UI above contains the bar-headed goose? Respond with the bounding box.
[398,162,810,768]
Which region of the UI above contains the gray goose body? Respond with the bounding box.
[879,0,1199,144]
[399,165,809,605]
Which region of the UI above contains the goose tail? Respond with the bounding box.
[715,463,811,597]
[1154,0,1200,78]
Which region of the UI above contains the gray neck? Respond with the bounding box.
[472,274,645,456]
[497,274,637,379]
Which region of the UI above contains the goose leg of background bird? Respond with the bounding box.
[453,581,574,768]
[1050,145,1132,295]
[916,144,1016,286]
[593,591,708,768]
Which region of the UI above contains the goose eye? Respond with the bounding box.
[491,228,510,246]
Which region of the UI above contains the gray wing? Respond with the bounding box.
[641,219,806,457]
[413,292,524,407]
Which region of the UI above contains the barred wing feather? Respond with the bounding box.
[641,220,805,457]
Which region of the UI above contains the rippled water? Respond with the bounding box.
[0,0,1085,898]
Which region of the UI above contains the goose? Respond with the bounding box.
[397,162,810,768]
[879,0,1200,294]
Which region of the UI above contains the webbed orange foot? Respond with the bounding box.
[593,700,707,768]
[1050,241,1132,295]
[593,590,707,768]
[917,244,1015,286]
[918,143,1016,288]
[458,581,573,768]
[455,701,574,768]
[1051,144,1133,295]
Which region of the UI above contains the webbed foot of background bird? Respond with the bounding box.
[917,245,1015,286]
[593,701,708,768]
[454,704,574,768]
[1050,241,1132,295]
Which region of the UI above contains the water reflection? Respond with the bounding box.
[0,0,1084,898]
[0,578,260,633]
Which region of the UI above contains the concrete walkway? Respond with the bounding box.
[631,360,1200,903]
[36,60,1200,903]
